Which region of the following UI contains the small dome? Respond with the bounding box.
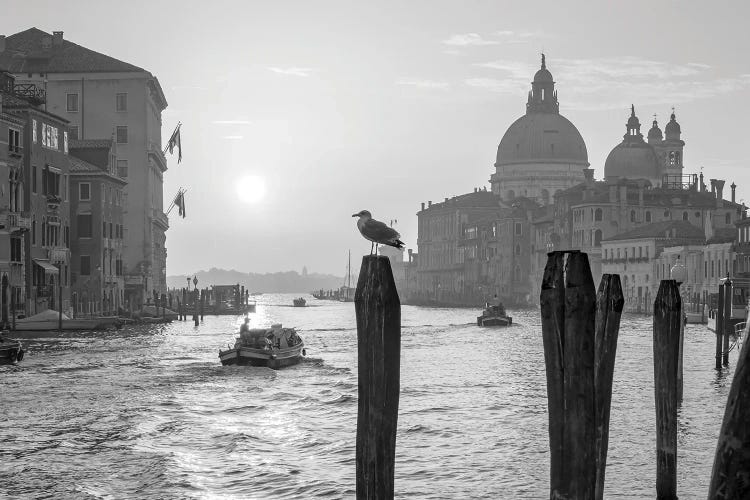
[604,141,661,180]
[534,67,553,83]
[648,119,663,141]
[665,112,681,138]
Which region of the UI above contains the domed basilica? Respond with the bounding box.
[490,55,589,205]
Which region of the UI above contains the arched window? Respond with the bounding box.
[669,151,676,166]
[682,211,688,221]
[514,244,521,255]
[594,229,602,247]
[675,151,681,165]
[695,211,701,218]
[595,208,602,221]
[664,210,670,218]
[645,211,652,222]
[630,210,636,223]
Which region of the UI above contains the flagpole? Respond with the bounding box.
[166,187,187,216]
[163,122,181,155]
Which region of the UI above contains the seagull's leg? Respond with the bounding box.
[370,242,374,255]
[375,243,379,255]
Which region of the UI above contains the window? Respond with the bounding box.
[77,214,93,238]
[109,222,113,239]
[595,208,602,221]
[10,237,22,262]
[63,131,68,154]
[80,255,91,276]
[514,222,522,235]
[664,210,670,218]
[66,93,79,112]
[79,183,91,201]
[630,210,636,223]
[645,211,652,223]
[8,128,21,154]
[31,218,36,245]
[32,119,37,143]
[682,212,688,221]
[116,126,128,144]
[726,213,731,225]
[514,244,521,255]
[69,126,79,141]
[42,167,61,197]
[594,230,602,247]
[103,221,107,236]
[116,93,127,112]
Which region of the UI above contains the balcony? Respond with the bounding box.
[13,83,46,105]
[48,247,70,264]
[46,194,62,211]
[8,144,23,158]
[0,212,32,232]
[148,144,168,172]
[151,209,169,230]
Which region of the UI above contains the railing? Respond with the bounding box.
[8,144,23,157]
[48,247,69,263]
[13,83,46,104]
[1,212,32,231]
[151,209,169,229]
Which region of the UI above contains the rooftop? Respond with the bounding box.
[603,220,704,242]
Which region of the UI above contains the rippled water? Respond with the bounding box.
[0,293,738,499]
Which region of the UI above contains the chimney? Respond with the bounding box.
[710,179,716,195]
[699,172,705,192]
[421,202,425,211]
[715,179,725,208]
[731,182,737,203]
[408,249,413,262]
[428,200,432,207]
[474,187,477,193]
[0,35,5,53]
[444,197,448,203]
[583,168,594,186]
[53,31,64,46]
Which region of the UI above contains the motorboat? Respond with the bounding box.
[14,309,122,331]
[293,297,306,307]
[477,303,513,327]
[0,337,24,365]
[219,324,305,369]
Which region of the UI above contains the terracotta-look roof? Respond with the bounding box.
[0,28,145,73]
[68,155,100,173]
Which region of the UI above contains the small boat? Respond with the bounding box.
[293,297,306,307]
[0,338,24,365]
[477,304,513,327]
[219,324,305,368]
[14,309,121,331]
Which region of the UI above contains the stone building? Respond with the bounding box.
[69,139,126,315]
[1,75,72,316]
[0,28,170,301]
[0,85,30,324]
[490,55,589,205]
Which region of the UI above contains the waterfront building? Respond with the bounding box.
[378,244,407,298]
[735,214,750,274]
[490,55,589,205]
[0,85,29,324]
[69,139,126,315]
[0,28,170,305]
[0,72,71,316]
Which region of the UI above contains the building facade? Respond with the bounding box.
[69,139,126,315]
[0,28,170,305]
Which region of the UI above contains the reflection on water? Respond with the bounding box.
[0,294,736,499]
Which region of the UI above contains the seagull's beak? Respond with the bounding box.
[351,213,359,217]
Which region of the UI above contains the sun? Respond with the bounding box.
[236,175,266,204]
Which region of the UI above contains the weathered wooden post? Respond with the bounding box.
[653,280,681,500]
[716,283,725,370]
[200,289,205,321]
[540,251,598,499]
[594,274,624,500]
[707,319,750,499]
[177,297,182,321]
[354,255,400,500]
[722,277,732,366]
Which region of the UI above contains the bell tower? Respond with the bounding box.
[526,54,559,114]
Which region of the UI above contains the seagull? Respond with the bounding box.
[352,210,405,255]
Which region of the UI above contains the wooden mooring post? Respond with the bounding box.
[722,277,732,366]
[716,283,724,370]
[354,255,400,500]
[653,280,681,500]
[708,317,750,498]
[541,251,622,500]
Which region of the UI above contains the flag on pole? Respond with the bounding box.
[174,190,186,218]
[167,123,182,163]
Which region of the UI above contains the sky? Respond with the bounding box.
[4,0,750,276]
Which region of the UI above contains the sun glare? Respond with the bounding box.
[236,175,266,204]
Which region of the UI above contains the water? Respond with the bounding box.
[0,293,738,499]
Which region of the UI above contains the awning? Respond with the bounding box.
[33,259,59,275]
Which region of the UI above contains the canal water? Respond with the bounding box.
[0,293,738,499]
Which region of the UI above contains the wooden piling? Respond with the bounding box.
[707,322,750,499]
[200,289,205,321]
[722,278,732,366]
[354,255,400,500]
[540,251,598,499]
[653,280,681,500]
[716,283,724,370]
[594,274,624,500]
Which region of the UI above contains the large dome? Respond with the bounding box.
[496,112,589,166]
[604,142,661,180]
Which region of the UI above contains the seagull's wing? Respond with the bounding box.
[362,218,401,242]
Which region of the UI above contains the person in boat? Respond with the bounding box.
[239,316,250,333]
[491,294,506,316]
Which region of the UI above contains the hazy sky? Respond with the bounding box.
[4,1,749,276]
